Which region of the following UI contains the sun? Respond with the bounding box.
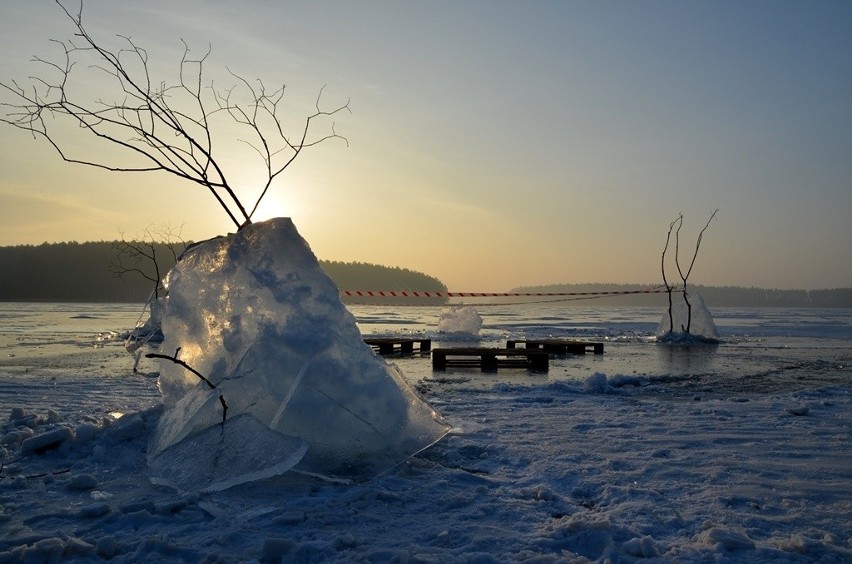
[249,193,296,222]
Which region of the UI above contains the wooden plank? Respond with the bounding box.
[506,339,604,355]
[432,347,549,372]
[364,337,431,355]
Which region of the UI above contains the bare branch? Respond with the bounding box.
[109,224,186,299]
[660,210,718,334]
[661,213,682,293]
[146,347,228,423]
[683,209,718,282]
[1,0,349,231]
[660,213,682,334]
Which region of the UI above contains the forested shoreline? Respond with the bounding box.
[0,241,447,304]
[510,283,852,308]
[1,242,849,307]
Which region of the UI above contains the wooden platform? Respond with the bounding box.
[432,347,549,372]
[506,339,604,355]
[364,337,432,355]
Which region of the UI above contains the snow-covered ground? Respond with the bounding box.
[1,305,851,563]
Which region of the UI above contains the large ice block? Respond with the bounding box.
[148,218,449,490]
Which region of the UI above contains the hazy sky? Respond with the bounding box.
[1,1,850,291]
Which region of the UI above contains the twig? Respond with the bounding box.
[0,460,71,481]
[661,214,682,334]
[146,348,214,388]
[661,210,718,334]
[25,468,71,480]
[146,348,228,423]
[1,0,349,228]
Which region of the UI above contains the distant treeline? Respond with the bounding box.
[510,283,852,308]
[321,261,447,304]
[0,241,448,304]
[3,242,848,307]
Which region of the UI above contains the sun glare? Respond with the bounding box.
[248,190,302,223]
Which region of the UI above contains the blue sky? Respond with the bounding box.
[1,1,850,291]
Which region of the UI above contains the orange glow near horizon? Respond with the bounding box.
[1,2,850,291]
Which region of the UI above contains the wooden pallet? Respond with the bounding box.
[432,347,549,372]
[364,337,432,355]
[506,339,604,355]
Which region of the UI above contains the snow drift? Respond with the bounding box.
[148,218,449,491]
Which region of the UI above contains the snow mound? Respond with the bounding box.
[656,292,720,343]
[148,218,449,490]
[437,304,482,336]
[584,372,609,393]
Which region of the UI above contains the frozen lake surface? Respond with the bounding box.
[1,302,850,562]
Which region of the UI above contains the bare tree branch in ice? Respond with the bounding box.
[109,224,186,300]
[0,0,350,230]
[661,210,719,335]
[674,209,718,333]
[111,225,186,371]
[660,213,682,334]
[146,348,228,424]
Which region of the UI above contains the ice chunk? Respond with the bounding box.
[262,538,296,562]
[437,304,482,336]
[149,414,308,492]
[68,473,98,490]
[623,536,661,558]
[656,292,719,343]
[21,426,74,454]
[697,526,755,551]
[149,218,449,488]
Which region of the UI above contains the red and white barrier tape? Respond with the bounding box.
[341,287,673,299]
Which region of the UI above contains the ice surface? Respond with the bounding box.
[656,291,719,342]
[149,218,449,488]
[2,304,852,561]
[436,304,482,335]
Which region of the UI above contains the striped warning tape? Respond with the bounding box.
[340,287,675,299]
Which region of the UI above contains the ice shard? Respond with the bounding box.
[656,292,720,343]
[148,218,449,490]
